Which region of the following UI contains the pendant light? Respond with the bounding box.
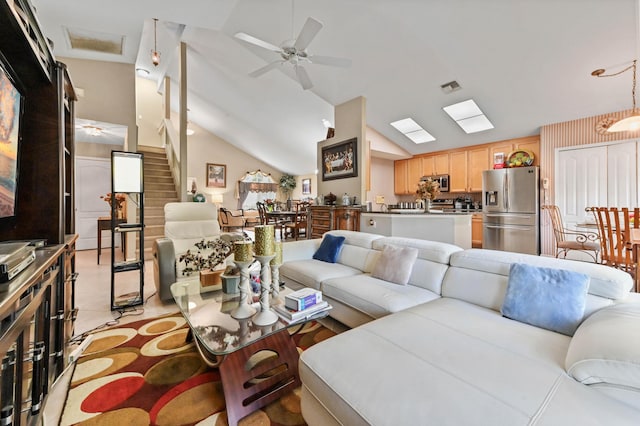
[151,18,161,66]
[592,60,640,132]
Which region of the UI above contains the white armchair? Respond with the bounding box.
[152,202,223,301]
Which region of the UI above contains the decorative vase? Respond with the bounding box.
[424,198,431,213]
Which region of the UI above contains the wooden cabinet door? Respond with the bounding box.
[472,214,483,248]
[467,146,489,192]
[394,159,409,194]
[515,138,540,166]
[434,153,449,175]
[489,142,513,169]
[422,156,435,177]
[407,157,423,195]
[449,151,468,192]
[335,208,360,231]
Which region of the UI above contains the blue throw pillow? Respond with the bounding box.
[501,263,589,336]
[313,234,346,263]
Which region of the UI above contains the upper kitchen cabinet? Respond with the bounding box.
[449,151,468,192]
[407,157,423,194]
[395,157,422,195]
[489,136,540,167]
[394,159,409,194]
[423,153,449,176]
[450,146,489,193]
[467,146,489,192]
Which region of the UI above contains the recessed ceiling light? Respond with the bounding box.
[390,118,435,143]
[443,99,494,134]
[136,68,150,76]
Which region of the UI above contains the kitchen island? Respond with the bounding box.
[360,212,472,248]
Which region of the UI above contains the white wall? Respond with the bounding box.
[136,77,164,148]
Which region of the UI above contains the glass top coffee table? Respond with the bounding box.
[170,280,329,426]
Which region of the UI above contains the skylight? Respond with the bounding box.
[443,99,494,134]
[390,118,435,143]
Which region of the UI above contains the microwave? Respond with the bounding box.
[421,174,450,192]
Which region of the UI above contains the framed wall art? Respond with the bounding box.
[206,163,226,188]
[302,178,311,194]
[321,138,357,181]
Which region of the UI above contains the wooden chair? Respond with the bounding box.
[284,202,309,240]
[218,207,246,232]
[256,201,284,239]
[587,207,639,291]
[542,205,600,262]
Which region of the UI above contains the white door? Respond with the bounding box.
[607,142,637,208]
[556,145,607,225]
[75,157,113,250]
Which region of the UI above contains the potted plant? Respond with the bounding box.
[279,174,297,210]
[179,235,247,287]
[416,178,441,212]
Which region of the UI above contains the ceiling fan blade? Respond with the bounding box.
[249,61,284,78]
[294,17,323,51]
[234,32,282,53]
[309,55,351,68]
[295,65,313,90]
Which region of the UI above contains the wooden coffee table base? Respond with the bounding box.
[200,329,301,426]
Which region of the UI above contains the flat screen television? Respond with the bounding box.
[0,52,24,219]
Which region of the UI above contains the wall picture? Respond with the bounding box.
[206,163,226,188]
[322,138,357,181]
[302,178,311,194]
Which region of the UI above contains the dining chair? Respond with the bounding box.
[541,205,600,262]
[587,206,639,291]
[284,201,310,240]
[256,201,284,239]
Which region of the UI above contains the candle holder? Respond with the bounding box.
[270,264,281,299]
[230,260,256,319]
[270,240,283,298]
[253,254,278,326]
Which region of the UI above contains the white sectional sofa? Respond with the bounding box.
[280,230,640,425]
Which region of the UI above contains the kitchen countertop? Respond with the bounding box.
[364,209,482,215]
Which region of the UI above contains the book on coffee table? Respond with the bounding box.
[284,288,322,311]
[274,300,331,323]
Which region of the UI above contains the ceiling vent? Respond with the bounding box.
[65,27,124,55]
[440,80,461,94]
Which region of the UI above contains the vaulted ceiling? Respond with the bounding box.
[32,0,638,175]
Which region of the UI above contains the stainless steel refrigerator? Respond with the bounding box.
[482,166,540,255]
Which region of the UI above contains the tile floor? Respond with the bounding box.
[43,247,347,425]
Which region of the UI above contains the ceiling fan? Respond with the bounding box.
[234,10,351,90]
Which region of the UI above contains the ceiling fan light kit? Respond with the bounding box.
[235,11,350,90]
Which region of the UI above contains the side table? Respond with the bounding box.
[97,216,127,264]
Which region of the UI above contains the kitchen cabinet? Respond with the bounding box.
[489,137,540,168]
[423,153,449,176]
[449,151,468,192]
[472,213,483,248]
[394,159,409,194]
[309,206,361,238]
[407,157,423,195]
[467,146,489,192]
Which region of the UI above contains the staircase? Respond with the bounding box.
[138,146,178,259]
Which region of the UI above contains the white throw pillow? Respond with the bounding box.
[371,244,418,285]
[566,303,640,391]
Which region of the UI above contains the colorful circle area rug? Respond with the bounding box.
[59,314,336,426]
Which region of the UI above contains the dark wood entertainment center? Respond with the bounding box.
[0,1,78,424]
